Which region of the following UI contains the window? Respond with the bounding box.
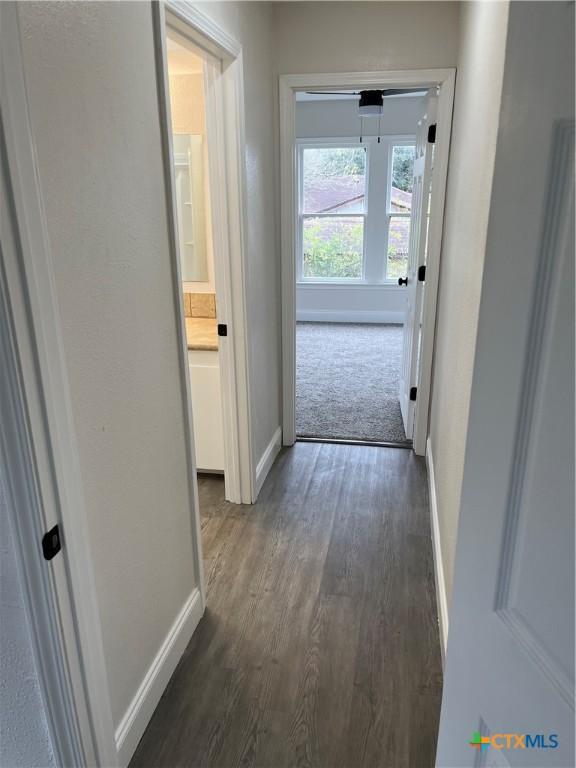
[387,145,415,280]
[299,146,367,280]
[297,139,415,284]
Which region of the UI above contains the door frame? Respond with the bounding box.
[279,69,455,454]
[157,0,255,503]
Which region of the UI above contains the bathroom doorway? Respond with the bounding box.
[157,6,254,503]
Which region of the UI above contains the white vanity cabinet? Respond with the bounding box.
[188,349,224,472]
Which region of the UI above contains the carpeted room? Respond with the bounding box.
[294,90,422,446]
[296,322,407,444]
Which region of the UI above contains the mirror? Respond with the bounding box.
[173,134,208,282]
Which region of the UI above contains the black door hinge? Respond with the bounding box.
[418,265,426,282]
[427,124,437,144]
[410,387,418,402]
[42,524,62,561]
[217,324,227,337]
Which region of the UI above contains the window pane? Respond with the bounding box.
[303,147,366,214]
[387,216,410,279]
[303,217,364,279]
[391,145,415,213]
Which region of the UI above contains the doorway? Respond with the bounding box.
[280,71,455,455]
[294,101,422,446]
[157,4,254,504]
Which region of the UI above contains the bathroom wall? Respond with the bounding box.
[168,74,205,135]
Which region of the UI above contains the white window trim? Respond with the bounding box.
[386,138,416,217]
[297,139,369,283]
[296,135,415,286]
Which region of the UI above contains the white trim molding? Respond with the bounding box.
[426,438,449,661]
[152,3,207,612]
[158,1,255,506]
[280,70,456,451]
[255,427,282,498]
[115,589,204,766]
[166,1,241,59]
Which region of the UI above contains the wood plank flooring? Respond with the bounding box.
[130,442,442,768]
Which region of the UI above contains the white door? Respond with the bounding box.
[398,92,436,439]
[436,5,574,765]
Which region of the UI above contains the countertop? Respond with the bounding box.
[185,317,219,351]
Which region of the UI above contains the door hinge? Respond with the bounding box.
[217,323,227,337]
[427,124,437,144]
[418,265,426,282]
[410,386,418,402]
[42,524,62,561]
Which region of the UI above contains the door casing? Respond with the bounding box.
[159,1,255,504]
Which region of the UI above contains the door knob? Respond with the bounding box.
[398,277,408,286]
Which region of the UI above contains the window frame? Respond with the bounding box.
[297,139,370,283]
[296,135,416,285]
[386,139,417,218]
[385,139,417,283]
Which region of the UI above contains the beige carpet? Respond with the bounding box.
[296,322,408,444]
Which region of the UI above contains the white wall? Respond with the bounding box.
[296,95,426,140]
[297,284,406,324]
[196,2,281,465]
[427,1,509,612]
[0,476,55,768]
[296,96,426,323]
[18,0,198,734]
[437,2,574,758]
[273,1,459,74]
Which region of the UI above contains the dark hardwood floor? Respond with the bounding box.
[130,442,442,768]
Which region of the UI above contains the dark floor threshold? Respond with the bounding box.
[296,436,413,450]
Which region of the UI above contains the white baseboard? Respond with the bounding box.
[254,426,282,499]
[426,437,449,664]
[115,588,204,765]
[296,309,404,324]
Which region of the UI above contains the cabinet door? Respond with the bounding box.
[188,351,224,471]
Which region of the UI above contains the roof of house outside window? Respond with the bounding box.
[304,175,412,214]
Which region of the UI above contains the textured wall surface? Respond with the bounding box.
[273,1,459,74]
[169,73,205,135]
[429,0,509,607]
[0,476,55,768]
[18,1,198,727]
[196,2,281,465]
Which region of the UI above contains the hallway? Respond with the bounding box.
[130,442,442,768]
